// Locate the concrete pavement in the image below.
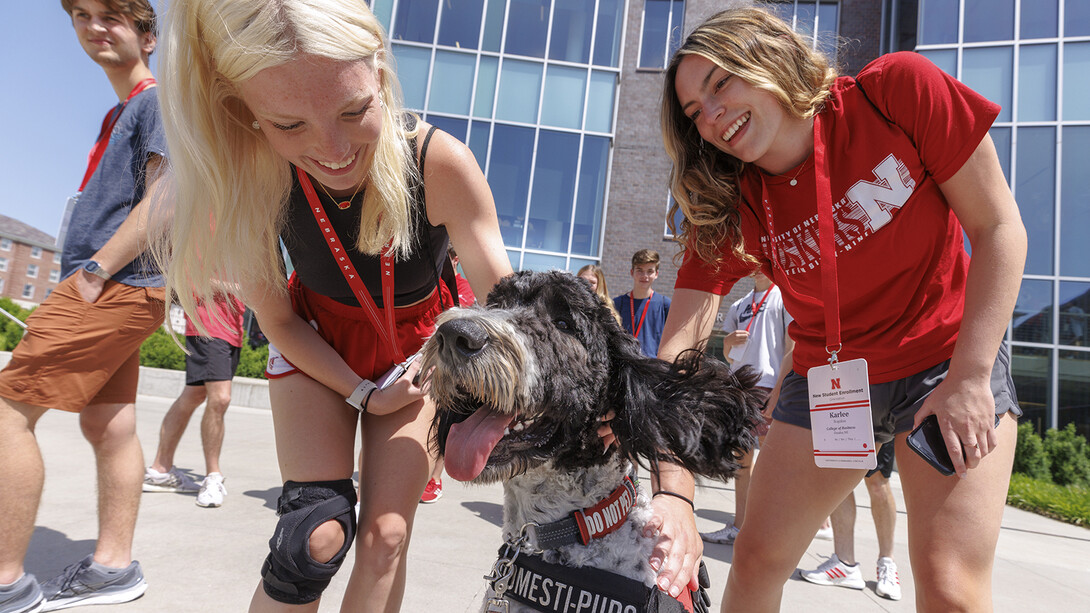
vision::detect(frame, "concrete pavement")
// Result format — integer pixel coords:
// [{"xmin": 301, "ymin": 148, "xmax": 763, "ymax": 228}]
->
[{"xmin": 22, "ymin": 387, "xmax": 1090, "ymax": 612}]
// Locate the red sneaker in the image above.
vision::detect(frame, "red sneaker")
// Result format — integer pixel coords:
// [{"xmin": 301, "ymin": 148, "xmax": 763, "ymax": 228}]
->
[{"xmin": 420, "ymin": 478, "xmax": 443, "ymax": 504}]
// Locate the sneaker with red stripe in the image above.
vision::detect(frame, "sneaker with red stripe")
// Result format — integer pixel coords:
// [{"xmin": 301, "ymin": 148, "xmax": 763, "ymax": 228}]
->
[{"xmin": 800, "ymin": 554, "xmax": 865, "ymax": 590}]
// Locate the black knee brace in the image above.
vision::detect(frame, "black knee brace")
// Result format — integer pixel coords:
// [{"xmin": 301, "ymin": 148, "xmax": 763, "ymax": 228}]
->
[{"xmin": 260, "ymin": 479, "xmax": 358, "ymax": 605}]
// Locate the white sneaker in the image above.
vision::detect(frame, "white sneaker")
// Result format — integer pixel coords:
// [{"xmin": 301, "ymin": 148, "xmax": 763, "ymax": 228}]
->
[
  {"xmin": 813, "ymin": 525, "xmax": 834, "ymax": 541},
  {"xmin": 800, "ymin": 554, "xmax": 865, "ymax": 590},
  {"xmin": 142, "ymin": 467, "xmax": 200, "ymax": 493},
  {"xmin": 875, "ymin": 557, "xmax": 902, "ymax": 600},
  {"xmin": 700, "ymin": 524, "xmax": 740, "ymax": 545},
  {"xmin": 196, "ymin": 473, "xmax": 226, "ymax": 508}
]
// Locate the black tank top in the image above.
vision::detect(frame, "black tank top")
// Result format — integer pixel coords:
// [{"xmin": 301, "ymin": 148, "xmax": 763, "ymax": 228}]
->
[{"xmin": 280, "ymin": 120, "xmax": 449, "ymax": 308}]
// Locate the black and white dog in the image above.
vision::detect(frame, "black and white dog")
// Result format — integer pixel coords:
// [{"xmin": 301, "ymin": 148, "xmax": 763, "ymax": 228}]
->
[{"xmin": 419, "ymin": 270, "xmax": 763, "ymax": 613}]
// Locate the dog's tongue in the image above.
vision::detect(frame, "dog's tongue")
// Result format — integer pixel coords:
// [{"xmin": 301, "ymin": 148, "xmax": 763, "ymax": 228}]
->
[{"xmin": 445, "ymin": 406, "xmax": 514, "ymax": 481}]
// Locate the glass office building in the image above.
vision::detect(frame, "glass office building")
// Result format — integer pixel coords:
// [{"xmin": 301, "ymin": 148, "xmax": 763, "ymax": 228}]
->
[
  {"xmin": 370, "ymin": 0, "xmax": 1090, "ymax": 437},
  {"xmin": 915, "ymin": 0, "xmax": 1090, "ymax": 437},
  {"xmin": 370, "ymin": 0, "xmax": 624, "ymax": 273}
]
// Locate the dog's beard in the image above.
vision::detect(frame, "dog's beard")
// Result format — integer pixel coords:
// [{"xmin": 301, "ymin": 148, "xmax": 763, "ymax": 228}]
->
[{"xmin": 423, "ymin": 310, "xmax": 557, "ymax": 482}]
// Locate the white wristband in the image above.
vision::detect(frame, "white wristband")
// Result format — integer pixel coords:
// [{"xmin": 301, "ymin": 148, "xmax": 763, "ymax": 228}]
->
[{"xmin": 346, "ymin": 379, "xmax": 377, "ymax": 412}]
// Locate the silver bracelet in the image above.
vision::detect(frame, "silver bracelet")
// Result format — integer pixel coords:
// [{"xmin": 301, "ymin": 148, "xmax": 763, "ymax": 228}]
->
[{"xmin": 345, "ymin": 379, "xmax": 377, "ymax": 413}]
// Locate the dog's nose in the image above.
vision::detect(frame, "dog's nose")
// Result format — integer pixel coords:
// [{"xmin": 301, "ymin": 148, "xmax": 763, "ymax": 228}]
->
[{"xmin": 435, "ymin": 318, "xmax": 489, "ymax": 360}]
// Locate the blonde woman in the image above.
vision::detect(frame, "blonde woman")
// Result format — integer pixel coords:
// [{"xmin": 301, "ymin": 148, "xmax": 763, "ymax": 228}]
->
[
  {"xmin": 657, "ymin": 7, "xmax": 1025, "ymax": 611},
  {"xmin": 576, "ymin": 263, "xmax": 621, "ymax": 323},
  {"xmin": 154, "ymin": 1, "xmax": 511, "ymax": 611}
]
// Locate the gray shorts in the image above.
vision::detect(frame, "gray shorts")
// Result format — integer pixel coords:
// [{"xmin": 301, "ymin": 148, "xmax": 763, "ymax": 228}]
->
[{"xmin": 771, "ymin": 345, "xmax": 1021, "ymax": 445}]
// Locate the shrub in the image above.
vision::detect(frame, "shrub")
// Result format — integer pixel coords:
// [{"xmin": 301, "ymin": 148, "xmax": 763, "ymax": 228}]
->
[
  {"xmin": 1013, "ymin": 422, "xmax": 1052, "ymax": 481},
  {"xmin": 235, "ymin": 340, "xmax": 269, "ymax": 379},
  {"xmin": 1043, "ymin": 423, "xmax": 1090, "ymax": 487},
  {"xmin": 1007, "ymin": 473, "xmax": 1090, "ymax": 527},
  {"xmin": 139, "ymin": 327, "xmax": 186, "ymax": 371},
  {"xmin": 0, "ymin": 298, "xmax": 31, "ymax": 351}
]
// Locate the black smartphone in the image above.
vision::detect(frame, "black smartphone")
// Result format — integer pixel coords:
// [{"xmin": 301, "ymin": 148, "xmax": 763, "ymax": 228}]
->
[{"xmin": 907, "ymin": 413, "xmax": 1002, "ymax": 476}]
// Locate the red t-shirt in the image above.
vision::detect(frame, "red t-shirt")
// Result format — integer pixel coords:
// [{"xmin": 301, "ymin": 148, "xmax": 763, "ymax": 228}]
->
[
  {"xmin": 676, "ymin": 52, "xmax": 1000, "ymax": 383},
  {"xmin": 185, "ymin": 296, "xmax": 246, "ymax": 347}
]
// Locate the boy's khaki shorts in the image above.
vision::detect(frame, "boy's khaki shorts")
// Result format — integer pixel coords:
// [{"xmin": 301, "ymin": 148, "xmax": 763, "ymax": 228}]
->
[{"xmin": 0, "ymin": 274, "xmax": 165, "ymax": 412}]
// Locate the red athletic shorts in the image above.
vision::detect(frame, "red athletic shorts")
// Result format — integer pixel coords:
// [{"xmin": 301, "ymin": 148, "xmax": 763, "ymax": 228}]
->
[{"xmin": 266, "ymin": 274, "xmax": 452, "ymax": 381}]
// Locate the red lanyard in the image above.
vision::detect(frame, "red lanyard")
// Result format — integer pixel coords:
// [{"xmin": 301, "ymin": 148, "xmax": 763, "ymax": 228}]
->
[
  {"xmin": 744, "ymin": 285, "xmax": 775, "ymax": 333},
  {"xmin": 79, "ymin": 78, "xmax": 157, "ymax": 192},
  {"xmin": 628, "ymin": 290, "xmax": 653, "ymax": 338},
  {"xmin": 760, "ymin": 112, "xmax": 842, "ymax": 363},
  {"xmin": 296, "ymin": 167, "xmax": 406, "ymax": 362}
]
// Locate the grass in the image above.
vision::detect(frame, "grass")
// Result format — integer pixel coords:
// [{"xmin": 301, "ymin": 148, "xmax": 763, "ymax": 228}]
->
[{"xmin": 1007, "ymin": 473, "xmax": 1090, "ymax": 528}]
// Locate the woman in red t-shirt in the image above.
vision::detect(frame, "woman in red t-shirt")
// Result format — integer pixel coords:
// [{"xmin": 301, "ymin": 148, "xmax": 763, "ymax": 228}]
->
[{"xmin": 651, "ymin": 7, "xmax": 1026, "ymax": 611}]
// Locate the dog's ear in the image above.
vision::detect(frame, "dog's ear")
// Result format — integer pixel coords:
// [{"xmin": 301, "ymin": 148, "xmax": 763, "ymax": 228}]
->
[{"xmin": 606, "ymin": 330, "xmax": 764, "ymax": 482}]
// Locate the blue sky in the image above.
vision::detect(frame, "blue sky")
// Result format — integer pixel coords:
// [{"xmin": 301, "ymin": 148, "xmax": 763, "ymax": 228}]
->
[{"xmin": 0, "ymin": 3, "xmax": 161, "ymax": 238}]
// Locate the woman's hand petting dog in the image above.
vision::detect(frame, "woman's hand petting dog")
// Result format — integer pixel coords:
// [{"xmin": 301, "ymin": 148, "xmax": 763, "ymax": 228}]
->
[
  {"xmin": 597, "ymin": 410, "xmax": 618, "ymax": 451},
  {"xmin": 645, "ymin": 494, "xmax": 703, "ymax": 597}
]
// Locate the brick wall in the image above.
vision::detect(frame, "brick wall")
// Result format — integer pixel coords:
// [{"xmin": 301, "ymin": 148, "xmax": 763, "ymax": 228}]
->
[{"xmin": 0, "ymin": 241, "xmax": 61, "ymax": 306}]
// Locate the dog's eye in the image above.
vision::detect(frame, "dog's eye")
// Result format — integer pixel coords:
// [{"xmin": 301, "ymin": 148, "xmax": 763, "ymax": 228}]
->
[{"xmin": 553, "ymin": 317, "xmax": 575, "ymax": 333}]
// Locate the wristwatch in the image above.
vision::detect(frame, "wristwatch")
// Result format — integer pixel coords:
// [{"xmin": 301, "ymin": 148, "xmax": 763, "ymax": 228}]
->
[{"xmin": 82, "ymin": 260, "xmax": 112, "ymax": 280}]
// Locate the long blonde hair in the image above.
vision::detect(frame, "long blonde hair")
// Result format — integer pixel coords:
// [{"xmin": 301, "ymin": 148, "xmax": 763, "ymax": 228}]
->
[
  {"xmin": 660, "ymin": 6, "xmax": 837, "ymax": 270},
  {"xmin": 153, "ymin": 0, "xmax": 417, "ymax": 322}
]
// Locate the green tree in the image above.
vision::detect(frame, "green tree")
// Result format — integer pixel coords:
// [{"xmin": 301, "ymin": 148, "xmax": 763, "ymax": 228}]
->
[
  {"xmin": 1012, "ymin": 422, "xmax": 1051, "ymax": 481},
  {"xmin": 139, "ymin": 327, "xmax": 186, "ymax": 371},
  {"xmin": 235, "ymin": 341, "xmax": 269, "ymax": 379},
  {"xmin": 0, "ymin": 298, "xmax": 30, "ymax": 351},
  {"xmin": 1043, "ymin": 423, "xmax": 1090, "ymax": 487}
]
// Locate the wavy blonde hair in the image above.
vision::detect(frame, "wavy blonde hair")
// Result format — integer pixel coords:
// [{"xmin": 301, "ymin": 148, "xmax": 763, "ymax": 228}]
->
[
  {"xmin": 153, "ymin": 0, "xmax": 417, "ymax": 325},
  {"xmin": 661, "ymin": 6, "xmax": 837, "ymax": 270}
]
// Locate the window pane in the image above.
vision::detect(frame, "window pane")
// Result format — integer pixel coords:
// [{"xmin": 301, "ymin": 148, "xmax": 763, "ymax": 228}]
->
[
  {"xmin": 962, "ymin": 46, "xmax": 1012, "ymax": 122},
  {"xmin": 506, "ymin": 0, "xmax": 550, "ymax": 58},
  {"xmin": 639, "ymin": 0, "xmax": 671, "ymax": 68},
  {"xmin": 1016, "ymin": 127, "xmax": 1056, "ymax": 275},
  {"xmin": 393, "ymin": 0, "xmax": 439, "ymax": 43},
  {"xmin": 427, "ymin": 115, "xmax": 468, "ymax": 143},
  {"xmin": 585, "ymin": 70, "xmax": 616, "ymax": 133},
  {"xmin": 507, "ymin": 249, "xmax": 521, "ymax": 271},
  {"xmin": 522, "ymin": 252, "xmax": 568, "ymax": 271},
  {"xmin": 496, "ymin": 59, "xmax": 542, "ymax": 123},
  {"xmin": 964, "ymin": 0, "xmax": 1014, "ymax": 42},
  {"xmin": 1063, "ymin": 43, "xmax": 1090, "ymax": 121},
  {"xmin": 1060, "ymin": 282, "xmax": 1090, "ymax": 348},
  {"xmin": 816, "ymin": 1, "xmax": 839, "ymax": 58},
  {"xmin": 1061, "ymin": 127, "xmax": 1090, "ymax": 277},
  {"xmin": 794, "ymin": 1, "xmax": 817, "ymax": 44},
  {"xmin": 549, "ymin": 0, "xmax": 593, "ymax": 63},
  {"xmin": 990, "ymin": 126, "xmax": 1011, "ymax": 185},
  {"xmin": 474, "ymin": 56, "xmax": 499, "ymax": 118},
  {"xmin": 1017, "ymin": 44, "xmax": 1056, "ymax": 122},
  {"xmin": 569, "ymin": 257, "xmax": 598, "ymax": 273},
  {"xmin": 668, "ymin": 0, "xmax": 685, "ymax": 59},
  {"xmin": 438, "ymin": 0, "xmax": 484, "ymax": 49},
  {"xmin": 1020, "ymin": 0, "xmax": 1057, "ymax": 39},
  {"xmin": 541, "ymin": 65, "xmax": 586, "ymax": 129},
  {"xmin": 527, "ymin": 131, "xmax": 579, "ymax": 252},
  {"xmin": 1058, "ymin": 350, "xmax": 1090, "ymax": 440},
  {"xmin": 919, "ymin": 0, "xmax": 959, "ymax": 45},
  {"xmin": 1066, "ymin": 0, "xmax": 1090, "ymax": 37},
  {"xmin": 482, "ymin": 0, "xmax": 506, "ymax": 52},
  {"xmin": 468, "ymin": 121, "xmax": 491, "ymax": 171},
  {"xmin": 572, "ymin": 135, "xmax": 610, "ymax": 256},
  {"xmin": 593, "ymin": 0, "xmax": 625, "ymax": 67},
  {"xmin": 488, "ymin": 124, "xmax": 535, "ymax": 246},
  {"xmin": 767, "ymin": 1, "xmax": 793, "ymax": 24},
  {"xmin": 1014, "ymin": 279, "xmax": 1053, "ymax": 344},
  {"xmin": 429, "ymin": 51, "xmax": 476, "ymax": 115},
  {"xmin": 393, "ymin": 44, "xmax": 432, "ymax": 111},
  {"xmin": 919, "ymin": 49, "xmax": 957, "ymax": 76},
  {"xmin": 1012, "ymin": 345, "xmax": 1051, "ymax": 432},
  {"xmin": 371, "ymin": 0, "xmax": 395, "ymax": 30}
]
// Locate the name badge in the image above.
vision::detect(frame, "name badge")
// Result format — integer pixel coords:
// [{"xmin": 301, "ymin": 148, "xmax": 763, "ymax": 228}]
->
[
  {"xmin": 807, "ymin": 358, "xmax": 877, "ymax": 470},
  {"xmin": 727, "ymin": 340, "xmax": 747, "ymax": 363}
]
